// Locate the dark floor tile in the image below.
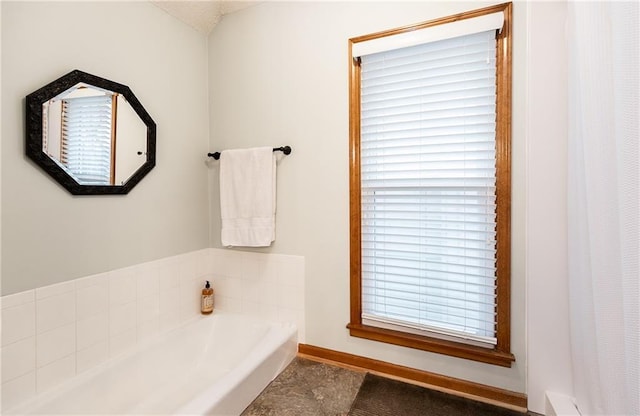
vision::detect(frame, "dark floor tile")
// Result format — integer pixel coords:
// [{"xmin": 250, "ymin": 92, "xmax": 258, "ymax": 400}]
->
[
  {"xmin": 348, "ymin": 373, "xmax": 526, "ymax": 416},
  {"xmin": 241, "ymin": 357, "xmax": 366, "ymax": 416}
]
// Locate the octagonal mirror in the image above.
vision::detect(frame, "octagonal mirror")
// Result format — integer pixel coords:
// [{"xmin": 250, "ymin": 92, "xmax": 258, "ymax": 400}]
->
[{"xmin": 26, "ymin": 70, "xmax": 156, "ymax": 195}]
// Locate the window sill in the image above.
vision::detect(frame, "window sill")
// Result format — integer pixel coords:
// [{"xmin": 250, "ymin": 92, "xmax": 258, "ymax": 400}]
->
[{"xmin": 347, "ymin": 322, "xmax": 515, "ymax": 367}]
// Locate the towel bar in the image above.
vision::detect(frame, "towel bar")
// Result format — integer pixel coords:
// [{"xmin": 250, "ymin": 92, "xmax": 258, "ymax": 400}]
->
[{"xmin": 207, "ymin": 146, "xmax": 291, "ymax": 160}]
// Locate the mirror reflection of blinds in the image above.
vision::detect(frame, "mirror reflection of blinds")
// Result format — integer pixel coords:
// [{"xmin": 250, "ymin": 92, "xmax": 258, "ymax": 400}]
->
[
  {"xmin": 360, "ymin": 30, "xmax": 498, "ymax": 347},
  {"xmin": 61, "ymin": 95, "xmax": 113, "ymax": 185}
]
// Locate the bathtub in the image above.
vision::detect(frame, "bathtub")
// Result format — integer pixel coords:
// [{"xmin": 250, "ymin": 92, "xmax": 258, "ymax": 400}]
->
[{"xmin": 6, "ymin": 313, "xmax": 297, "ymax": 415}]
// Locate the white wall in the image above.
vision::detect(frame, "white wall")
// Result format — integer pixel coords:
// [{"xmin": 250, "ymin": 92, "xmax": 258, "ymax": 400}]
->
[
  {"xmin": 208, "ymin": 1, "xmax": 528, "ymax": 394},
  {"xmin": 524, "ymin": 2, "xmax": 575, "ymax": 413},
  {"xmin": 1, "ymin": 1, "xmax": 210, "ymax": 295}
]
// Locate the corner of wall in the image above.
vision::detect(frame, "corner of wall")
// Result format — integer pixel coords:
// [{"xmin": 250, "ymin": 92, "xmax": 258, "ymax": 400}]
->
[{"xmin": 208, "ymin": 248, "xmax": 306, "ymax": 342}]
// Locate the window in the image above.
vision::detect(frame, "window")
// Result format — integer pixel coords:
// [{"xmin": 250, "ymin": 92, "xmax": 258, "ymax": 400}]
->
[
  {"xmin": 41, "ymin": 84, "xmax": 119, "ymax": 186},
  {"xmin": 348, "ymin": 3, "xmax": 514, "ymax": 367},
  {"xmin": 61, "ymin": 94, "xmax": 116, "ymax": 185}
]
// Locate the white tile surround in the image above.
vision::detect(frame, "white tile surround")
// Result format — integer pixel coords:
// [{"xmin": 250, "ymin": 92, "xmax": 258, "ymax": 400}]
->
[{"xmin": 0, "ymin": 248, "xmax": 305, "ymax": 412}]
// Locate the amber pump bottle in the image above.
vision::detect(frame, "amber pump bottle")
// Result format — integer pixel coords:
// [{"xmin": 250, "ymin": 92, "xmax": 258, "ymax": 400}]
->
[{"xmin": 201, "ymin": 281, "xmax": 214, "ymax": 314}]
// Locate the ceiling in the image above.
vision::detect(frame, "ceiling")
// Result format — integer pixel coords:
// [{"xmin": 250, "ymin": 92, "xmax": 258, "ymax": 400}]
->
[{"xmin": 151, "ymin": 1, "xmax": 259, "ymax": 34}]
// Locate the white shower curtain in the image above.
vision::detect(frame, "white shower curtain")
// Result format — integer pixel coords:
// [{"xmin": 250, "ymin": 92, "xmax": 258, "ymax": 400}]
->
[{"xmin": 567, "ymin": 2, "xmax": 639, "ymax": 415}]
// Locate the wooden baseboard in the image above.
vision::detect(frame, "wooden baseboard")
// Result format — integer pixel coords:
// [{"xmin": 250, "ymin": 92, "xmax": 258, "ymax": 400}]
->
[{"xmin": 298, "ymin": 343, "xmax": 527, "ymax": 412}]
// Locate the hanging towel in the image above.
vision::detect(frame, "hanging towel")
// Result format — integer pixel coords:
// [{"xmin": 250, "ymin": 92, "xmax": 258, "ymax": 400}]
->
[{"xmin": 219, "ymin": 147, "xmax": 276, "ymax": 247}]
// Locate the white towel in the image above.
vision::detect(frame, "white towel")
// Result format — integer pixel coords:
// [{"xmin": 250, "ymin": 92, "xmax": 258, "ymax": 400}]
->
[{"xmin": 219, "ymin": 147, "xmax": 276, "ymax": 247}]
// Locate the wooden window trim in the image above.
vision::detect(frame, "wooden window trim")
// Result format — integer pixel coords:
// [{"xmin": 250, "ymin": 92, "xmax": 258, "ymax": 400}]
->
[
  {"xmin": 110, "ymin": 94, "xmax": 117, "ymax": 186},
  {"xmin": 348, "ymin": 2, "xmax": 514, "ymax": 367}
]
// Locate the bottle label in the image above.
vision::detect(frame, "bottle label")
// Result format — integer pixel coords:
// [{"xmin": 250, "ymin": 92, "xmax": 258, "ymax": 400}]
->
[{"xmin": 201, "ymin": 294, "xmax": 214, "ymax": 312}]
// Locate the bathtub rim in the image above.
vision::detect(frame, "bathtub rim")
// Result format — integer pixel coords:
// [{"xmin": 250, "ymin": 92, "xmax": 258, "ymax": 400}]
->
[{"xmin": 175, "ymin": 317, "xmax": 297, "ymax": 415}]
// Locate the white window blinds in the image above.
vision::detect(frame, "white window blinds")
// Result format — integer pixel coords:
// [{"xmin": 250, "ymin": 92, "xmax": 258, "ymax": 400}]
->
[
  {"xmin": 61, "ymin": 95, "xmax": 113, "ymax": 185},
  {"xmin": 359, "ymin": 29, "xmax": 498, "ymax": 346}
]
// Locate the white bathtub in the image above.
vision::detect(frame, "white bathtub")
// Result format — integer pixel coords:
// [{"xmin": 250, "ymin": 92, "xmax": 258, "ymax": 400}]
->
[{"xmin": 6, "ymin": 313, "xmax": 297, "ymax": 415}]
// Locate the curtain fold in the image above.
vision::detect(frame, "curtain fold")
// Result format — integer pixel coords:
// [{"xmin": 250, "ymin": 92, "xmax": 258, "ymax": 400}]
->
[{"xmin": 567, "ymin": 2, "xmax": 639, "ymax": 415}]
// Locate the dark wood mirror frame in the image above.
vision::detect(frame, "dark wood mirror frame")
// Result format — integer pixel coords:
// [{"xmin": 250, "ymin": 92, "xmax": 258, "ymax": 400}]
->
[{"xmin": 25, "ymin": 69, "xmax": 156, "ymax": 195}]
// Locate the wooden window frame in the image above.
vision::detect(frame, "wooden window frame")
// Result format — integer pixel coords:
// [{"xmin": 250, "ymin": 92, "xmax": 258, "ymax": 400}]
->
[{"xmin": 347, "ymin": 2, "xmax": 515, "ymax": 367}]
